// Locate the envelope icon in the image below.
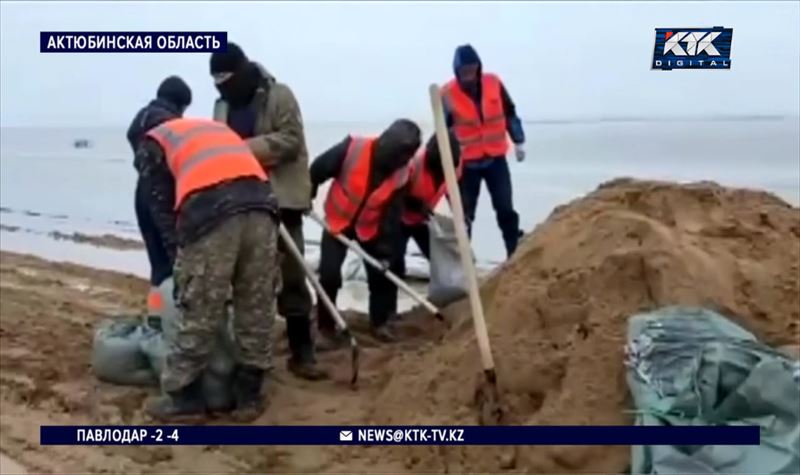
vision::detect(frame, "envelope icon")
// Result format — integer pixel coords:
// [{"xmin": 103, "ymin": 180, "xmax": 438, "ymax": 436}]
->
[{"xmin": 339, "ymin": 430, "xmax": 353, "ymax": 441}]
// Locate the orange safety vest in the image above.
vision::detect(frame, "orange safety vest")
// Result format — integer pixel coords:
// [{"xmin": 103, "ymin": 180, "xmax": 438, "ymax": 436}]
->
[
  {"xmin": 145, "ymin": 118, "xmax": 267, "ymax": 210},
  {"xmin": 324, "ymin": 137, "xmax": 409, "ymax": 242},
  {"xmin": 401, "ymin": 149, "xmax": 464, "ymax": 226},
  {"xmin": 442, "ymin": 73, "xmax": 509, "ymax": 162}
]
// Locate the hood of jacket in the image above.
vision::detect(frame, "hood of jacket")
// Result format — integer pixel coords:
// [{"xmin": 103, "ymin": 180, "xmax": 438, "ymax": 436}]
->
[
  {"xmin": 146, "ymin": 97, "xmax": 183, "ymax": 119},
  {"xmin": 452, "ymin": 44, "xmax": 483, "ymax": 88},
  {"xmin": 252, "ymin": 62, "xmax": 276, "ymax": 88},
  {"xmin": 126, "ymin": 98, "xmax": 182, "ymax": 151}
]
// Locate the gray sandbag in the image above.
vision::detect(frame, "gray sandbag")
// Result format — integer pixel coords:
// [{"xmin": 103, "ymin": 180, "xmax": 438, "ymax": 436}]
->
[
  {"xmin": 91, "ymin": 317, "xmax": 158, "ymax": 386},
  {"xmin": 625, "ymin": 306, "xmax": 800, "ymax": 474},
  {"xmin": 138, "ymin": 322, "xmax": 165, "ymax": 376},
  {"xmin": 427, "ymin": 213, "xmax": 467, "ymax": 306},
  {"xmin": 139, "ymin": 277, "xmax": 237, "ymax": 411}
]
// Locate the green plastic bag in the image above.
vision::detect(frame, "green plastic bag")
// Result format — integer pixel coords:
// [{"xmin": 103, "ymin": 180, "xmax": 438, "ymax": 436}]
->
[
  {"xmin": 91, "ymin": 317, "xmax": 158, "ymax": 386},
  {"xmin": 625, "ymin": 306, "xmax": 800, "ymax": 474}
]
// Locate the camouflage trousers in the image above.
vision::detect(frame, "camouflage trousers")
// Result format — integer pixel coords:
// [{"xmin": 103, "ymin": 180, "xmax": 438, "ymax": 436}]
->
[{"xmin": 161, "ymin": 211, "xmax": 279, "ymax": 393}]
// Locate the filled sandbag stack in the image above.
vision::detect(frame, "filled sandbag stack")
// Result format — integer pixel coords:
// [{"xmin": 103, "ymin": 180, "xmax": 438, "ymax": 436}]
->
[{"xmin": 93, "ymin": 277, "xmax": 238, "ymax": 411}]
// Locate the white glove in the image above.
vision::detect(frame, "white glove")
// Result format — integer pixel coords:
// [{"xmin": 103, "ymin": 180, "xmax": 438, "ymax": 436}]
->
[{"xmin": 514, "ymin": 144, "xmax": 526, "ymax": 162}]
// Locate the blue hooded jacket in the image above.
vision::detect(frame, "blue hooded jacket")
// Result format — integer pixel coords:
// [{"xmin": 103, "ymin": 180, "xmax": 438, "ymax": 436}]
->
[{"xmin": 445, "ymin": 44, "xmax": 525, "ymax": 152}]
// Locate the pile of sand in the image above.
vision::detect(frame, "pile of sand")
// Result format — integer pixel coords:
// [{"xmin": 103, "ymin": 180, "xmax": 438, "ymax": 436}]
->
[{"xmin": 350, "ymin": 178, "xmax": 800, "ymax": 473}]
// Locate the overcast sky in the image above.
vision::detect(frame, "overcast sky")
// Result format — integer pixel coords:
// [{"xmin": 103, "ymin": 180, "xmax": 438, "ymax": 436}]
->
[{"xmin": 1, "ymin": 1, "xmax": 798, "ymax": 126}]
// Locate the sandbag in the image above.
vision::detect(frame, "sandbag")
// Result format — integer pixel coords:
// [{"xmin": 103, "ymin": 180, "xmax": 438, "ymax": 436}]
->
[
  {"xmin": 91, "ymin": 317, "xmax": 158, "ymax": 386},
  {"xmin": 427, "ymin": 213, "xmax": 467, "ymax": 306},
  {"xmin": 625, "ymin": 306, "xmax": 800, "ymax": 474},
  {"xmin": 138, "ymin": 325, "xmax": 165, "ymax": 377},
  {"xmin": 139, "ymin": 277, "xmax": 237, "ymax": 411}
]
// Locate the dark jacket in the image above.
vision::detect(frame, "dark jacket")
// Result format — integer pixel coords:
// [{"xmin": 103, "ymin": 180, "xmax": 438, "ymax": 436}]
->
[
  {"xmin": 444, "ymin": 45, "xmax": 525, "ymax": 150},
  {"xmin": 310, "ymin": 136, "xmax": 407, "ymax": 259},
  {"xmin": 126, "ymin": 98, "xmax": 183, "ymax": 155},
  {"xmin": 133, "ymin": 138, "xmax": 279, "ymax": 260},
  {"xmin": 213, "ymin": 63, "xmax": 312, "ymax": 210}
]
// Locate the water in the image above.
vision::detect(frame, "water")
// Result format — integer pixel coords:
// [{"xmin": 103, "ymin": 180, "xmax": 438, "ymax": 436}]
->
[{"xmin": 1, "ymin": 118, "xmax": 799, "ymax": 268}]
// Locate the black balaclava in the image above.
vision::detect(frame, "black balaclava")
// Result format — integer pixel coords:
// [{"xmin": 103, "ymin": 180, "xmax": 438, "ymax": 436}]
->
[
  {"xmin": 156, "ymin": 76, "xmax": 192, "ymax": 112},
  {"xmin": 373, "ymin": 119, "xmax": 422, "ymax": 178},
  {"xmin": 424, "ymin": 131, "xmax": 460, "ymax": 184},
  {"xmin": 209, "ymin": 42, "xmax": 261, "ymax": 108}
]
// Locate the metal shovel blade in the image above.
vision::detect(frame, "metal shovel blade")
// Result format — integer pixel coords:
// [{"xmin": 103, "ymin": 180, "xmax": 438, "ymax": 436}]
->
[{"xmin": 474, "ymin": 369, "xmax": 504, "ymax": 426}]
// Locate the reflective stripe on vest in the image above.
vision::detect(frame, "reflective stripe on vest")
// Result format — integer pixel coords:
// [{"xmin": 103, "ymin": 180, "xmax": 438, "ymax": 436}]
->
[
  {"xmin": 324, "ymin": 137, "xmax": 374, "ymax": 234},
  {"xmin": 145, "ymin": 118, "xmax": 267, "ymax": 210},
  {"xmin": 401, "ymin": 150, "xmax": 463, "ymax": 226},
  {"xmin": 355, "ymin": 165, "xmax": 409, "ymax": 241},
  {"xmin": 324, "ymin": 137, "xmax": 409, "ymax": 241},
  {"xmin": 442, "ymin": 73, "xmax": 509, "ymax": 161}
]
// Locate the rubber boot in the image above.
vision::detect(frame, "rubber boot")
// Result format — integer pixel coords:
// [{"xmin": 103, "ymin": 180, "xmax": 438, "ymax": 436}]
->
[
  {"xmin": 146, "ymin": 378, "xmax": 206, "ymax": 422},
  {"xmin": 286, "ymin": 316, "xmax": 328, "ymax": 380},
  {"xmin": 231, "ymin": 365, "xmax": 267, "ymax": 422}
]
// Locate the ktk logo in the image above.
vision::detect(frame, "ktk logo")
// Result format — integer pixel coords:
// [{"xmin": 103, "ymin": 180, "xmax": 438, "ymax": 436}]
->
[
  {"xmin": 652, "ymin": 27, "xmax": 733, "ymax": 70},
  {"xmin": 663, "ymin": 31, "xmax": 721, "ymax": 56}
]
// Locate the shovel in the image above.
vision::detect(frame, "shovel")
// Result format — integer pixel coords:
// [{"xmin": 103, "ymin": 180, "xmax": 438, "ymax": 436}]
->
[
  {"xmin": 307, "ymin": 211, "xmax": 443, "ymax": 321},
  {"xmin": 278, "ymin": 223, "xmax": 360, "ymax": 388},
  {"xmin": 429, "ymin": 83, "xmax": 503, "ymax": 425}
]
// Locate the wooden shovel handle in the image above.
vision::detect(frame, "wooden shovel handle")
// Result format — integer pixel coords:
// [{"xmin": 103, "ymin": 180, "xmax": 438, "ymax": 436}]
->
[{"xmin": 428, "ymin": 84, "xmax": 495, "ymax": 372}]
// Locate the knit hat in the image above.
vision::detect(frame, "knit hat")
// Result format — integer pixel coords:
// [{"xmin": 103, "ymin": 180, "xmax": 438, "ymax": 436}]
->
[
  {"xmin": 156, "ymin": 75, "xmax": 192, "ymax": 108},
  {"xmin": 209, "ymin": 42, "xmax": 248, "ymax": 74}
]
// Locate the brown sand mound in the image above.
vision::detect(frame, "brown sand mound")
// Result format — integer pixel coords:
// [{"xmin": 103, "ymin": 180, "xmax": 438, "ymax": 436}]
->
[
  {"xmin": 349, "ymin": 178, "xmax": 800, "ymax": 473},
  {"xmin": 1, "ymin": 178, "xmax": 798, "ymax": 473}
]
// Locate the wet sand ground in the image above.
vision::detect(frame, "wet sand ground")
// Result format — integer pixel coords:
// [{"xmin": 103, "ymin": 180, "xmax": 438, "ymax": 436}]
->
[{"xmin": 0, "ymin": 251, "xmax": 449, "ymax": 473}]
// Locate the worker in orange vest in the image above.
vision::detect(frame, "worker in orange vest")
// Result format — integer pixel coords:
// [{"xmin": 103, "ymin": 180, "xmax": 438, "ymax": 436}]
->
[
  {"xmin": 309, "ymin": 119, "xmax": 421, "ymax": 344},
  {"xmin": 442, "ymin": 44, "xmax": 526, "ymax": 258},
  {"xmin": 393, "ymin": 131, "xmax": 462, "ymax": 275},
  {"xmin": 134, "ymin": 117, "xmax": 280, "ymax": 422}
]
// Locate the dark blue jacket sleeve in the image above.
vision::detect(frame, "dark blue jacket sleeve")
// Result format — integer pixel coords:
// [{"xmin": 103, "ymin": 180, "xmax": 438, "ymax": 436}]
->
[
  {"xmin": 126, "ymin": 110, "xmax": 142, "ymax": 154},
  {"xmin": 134, "ymin": 139, "xmax": 178, "ymax": 262},
  {"xmin": 499, "ymin": 82, "xmax": 525, "ymax": 144}
]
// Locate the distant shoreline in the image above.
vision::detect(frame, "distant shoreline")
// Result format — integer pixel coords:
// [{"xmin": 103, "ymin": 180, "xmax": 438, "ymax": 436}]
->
[
  {"xmin": 2, "ymin": 114, "xmax": 797, "ymax": 129},
  {"xmin": 1, "ymin": 223, "xmax": 143, "ymax": 251}
]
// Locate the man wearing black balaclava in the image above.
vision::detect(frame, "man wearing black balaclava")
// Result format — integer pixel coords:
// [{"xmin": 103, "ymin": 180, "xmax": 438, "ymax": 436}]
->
[
  {"xmin": 310, "ymin": 119, "xmax": 422, "ymax": 345},
  {"xmin": 126, "ymin": 75, "xmax": 192, "ymax": 313},
  {"xmin": 210, "ymin": 43, "xmax": 327, "ymax": 381},
  {"xmin": 442, "ymin": 44, "xmax": 526, "ymax": 259}
]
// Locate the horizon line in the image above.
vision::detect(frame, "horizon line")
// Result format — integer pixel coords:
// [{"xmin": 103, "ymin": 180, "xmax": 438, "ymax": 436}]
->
[{"xmin": 1, "ymin": 114, "xmax": 798, "ymax": 129}]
